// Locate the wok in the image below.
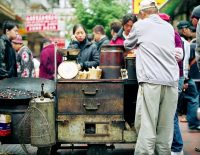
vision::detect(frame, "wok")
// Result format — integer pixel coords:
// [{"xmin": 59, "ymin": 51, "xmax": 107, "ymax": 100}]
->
[{"xmin": 0, "ymin": 77, "xmax": 55, "ymax": 101}]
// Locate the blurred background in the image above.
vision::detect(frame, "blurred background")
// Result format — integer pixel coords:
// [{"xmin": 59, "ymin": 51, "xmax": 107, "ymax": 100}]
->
[{"xmin": 0, "ymin": 0, "xmax": 199, "ymax": 58}]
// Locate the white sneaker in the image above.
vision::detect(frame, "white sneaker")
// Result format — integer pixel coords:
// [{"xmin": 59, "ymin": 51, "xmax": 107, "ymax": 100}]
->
[{"xmin": 171, "ymin": 150, "xmax": 184, "ymax": 155}]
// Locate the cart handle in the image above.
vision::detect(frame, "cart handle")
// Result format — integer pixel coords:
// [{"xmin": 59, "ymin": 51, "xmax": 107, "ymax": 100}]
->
[{"xmin": 81, "ymin": 89, "xmax": 99, "ymax": 96}]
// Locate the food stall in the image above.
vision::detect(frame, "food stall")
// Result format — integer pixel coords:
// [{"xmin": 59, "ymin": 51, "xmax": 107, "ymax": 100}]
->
[{"xmin": 0, "ymin": 45, "xmax": 138, "ymax": 155}]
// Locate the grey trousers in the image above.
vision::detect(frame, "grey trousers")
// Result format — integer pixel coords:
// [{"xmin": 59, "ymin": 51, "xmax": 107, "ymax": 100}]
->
[{"xmin": 134, "ymin": 83, "xmax": 178, "ymax": 155}]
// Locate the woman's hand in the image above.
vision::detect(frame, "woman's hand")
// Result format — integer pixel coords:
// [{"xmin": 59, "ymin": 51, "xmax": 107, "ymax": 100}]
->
[
  {"xmin": 71, "ymin": 35, "xmax": 78, "ymax": 42},
  {"xmin": 77, "ymin": 63, "xmax": 82, "ymax": 70}
]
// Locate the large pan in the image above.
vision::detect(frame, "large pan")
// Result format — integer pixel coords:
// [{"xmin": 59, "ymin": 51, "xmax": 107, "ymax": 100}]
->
[
  {"xmin": 0, "ymin": 77, "xmax": 55, "ymax": 101},
  {"xmin": 0, "ymin": 78, "xmax": 55, "ymax": 143}
]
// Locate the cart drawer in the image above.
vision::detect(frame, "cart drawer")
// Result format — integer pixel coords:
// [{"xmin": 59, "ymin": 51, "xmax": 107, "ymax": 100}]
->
[
  {"xmin": 57, "ymin": 115, "xmax": 124, "ymax": 143},
  {"xmin": 57, "ymin": 83, "xmax": 123, "ymax": 114}
]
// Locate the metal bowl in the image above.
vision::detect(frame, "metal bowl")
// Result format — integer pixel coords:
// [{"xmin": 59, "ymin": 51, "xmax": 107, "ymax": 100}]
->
[{"xmin": 58, "ymin": 48, "xmax": 80, "ymax": 60}]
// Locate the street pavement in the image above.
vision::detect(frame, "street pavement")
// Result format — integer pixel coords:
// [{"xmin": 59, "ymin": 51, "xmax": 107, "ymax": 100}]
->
[{"xmin": 0, "ymin": 117, "xmax": 199, "ymax": 155}]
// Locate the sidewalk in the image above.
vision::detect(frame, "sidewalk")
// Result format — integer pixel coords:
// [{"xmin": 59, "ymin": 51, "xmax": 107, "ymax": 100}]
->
[
  {"xmin": 179, "ymin": 117, "xmax": 200, "ymax": 155},
  {"xmin": 0, "ymin": 117, "xmax": 199, "ymax": 155}
]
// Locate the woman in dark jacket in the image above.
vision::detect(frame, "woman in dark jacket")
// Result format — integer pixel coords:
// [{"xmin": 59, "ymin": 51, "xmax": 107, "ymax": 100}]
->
[
  {"xmin": 68, "ymin": 24, "xmax": 99, "ymax": 71},
  {"xmin": 0, "ymin": 20, "xmax": 18, "ymax": 80}
]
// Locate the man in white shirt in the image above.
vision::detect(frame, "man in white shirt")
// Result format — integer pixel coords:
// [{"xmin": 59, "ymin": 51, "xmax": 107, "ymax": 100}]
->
[{"xmin": 124, "ymin": 0, "xmax": 179, "ymax": 154}]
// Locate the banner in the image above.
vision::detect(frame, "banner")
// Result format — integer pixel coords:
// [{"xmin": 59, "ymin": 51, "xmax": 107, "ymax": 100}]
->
[
  {"xmin": 49, "ymin": 37, "xmax": 65, "ymax": 49},
  {"xmin": 25, "ymin": 14, "xmax": 58, "ymax": 32},
  {"xmin": 133, "ymin": 0, "xmax": 167, "ymax": 14}
]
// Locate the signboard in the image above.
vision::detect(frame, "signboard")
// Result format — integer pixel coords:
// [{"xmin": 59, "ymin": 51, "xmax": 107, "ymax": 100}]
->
[
  {"xmin": 49, "ymin": 37, "xmax": 65, "ymax": 49},
  {"xmin": 25, "ymin": 14, "xmax": 58, "ymax": 32},
  {"xmin": 132, "ymin": 0, "xmax": 167, "ymax": 14}
]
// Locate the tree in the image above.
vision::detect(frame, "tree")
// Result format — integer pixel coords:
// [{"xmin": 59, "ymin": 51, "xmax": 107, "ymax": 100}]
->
[{"xmin": 70, "ymin": 0, "xmax": 130, "ymax": 38}]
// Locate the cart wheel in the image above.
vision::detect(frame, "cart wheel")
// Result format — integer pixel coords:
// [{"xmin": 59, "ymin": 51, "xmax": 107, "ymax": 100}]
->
[
  {"xmin": 37, "ymin": 146, "xmax": 51, "ymax": 155},
  {"xmin": 87, "ymin": 145, "xmax": 107, "ymax": 155}
]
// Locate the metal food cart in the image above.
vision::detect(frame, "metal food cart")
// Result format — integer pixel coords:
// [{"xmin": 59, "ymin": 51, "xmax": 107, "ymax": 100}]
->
[{"xmin": 0, "ymin": 45, "xmax": 138, "ymax": 155}]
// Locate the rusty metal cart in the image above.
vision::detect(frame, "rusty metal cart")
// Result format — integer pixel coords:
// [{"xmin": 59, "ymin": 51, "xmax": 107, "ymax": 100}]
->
[
  {"xmin": 0, "ymin": 45, "xmax": 138, "ymax": 155},
  {"xmin": 55, "ymin": 78, "xmax": 137, "ymax": 154}
]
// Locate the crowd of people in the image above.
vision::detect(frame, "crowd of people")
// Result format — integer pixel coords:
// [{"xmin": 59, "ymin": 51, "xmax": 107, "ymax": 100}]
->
[
  {"xmin": 0, "ymin": 12, "xmax": 139, "ymax": 80},
  {"xmin": 0, "ymin": 0, "xmax": 199, "ymax": 154}
]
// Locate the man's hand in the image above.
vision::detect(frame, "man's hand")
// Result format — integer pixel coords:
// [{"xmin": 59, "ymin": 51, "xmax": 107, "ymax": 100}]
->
[
  {"xmin": 175, "ymin": 47, "xmax": 183, "ymax": 62},
  {"xmin": 124, "ymin": 49, "xmax": 136, "ymax": 57}
]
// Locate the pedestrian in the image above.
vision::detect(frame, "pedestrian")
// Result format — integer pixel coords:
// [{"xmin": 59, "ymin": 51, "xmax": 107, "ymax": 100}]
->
[
  {"xmin": 190, "ymin": 5, "xmax": 200, "ymax": 152},
  {"xmin": 110, "ymin": 21, "xmax": 122, "ymax": 39},
  {"xmin": 0, "ymin": 20, "xmax": 18, "ymax": 80},
  {"xmin": 177, "ymin": 21, "xmax": 193, "ymax": 42},
  {"xmin": 177, "ymin": 21, "xmax": 200, "ymax": 131},
  {"xmin": 191, "ymin": 5, "xmax": 200, "ymax": 69},
  {"xmin": 39, "ymin": 39, "xmax": 62, "ymax": 80},
  {"xmin": 124, "ymin": 0, "xmax": 179, "ymax": 154},
  {"xmin": 12, "ymin": 34, "xmax": 35, "ymax": 77},
  {"xmin": 110, "ymin": 13, "xmax": 137, "ymax": 45},
  {"xmin": 92, "ymin": 25, "xmax": 109, "ymax": 52},
  {"xmin": 68, "ymin": 24, "xmax": 99, "ymax": 71}
]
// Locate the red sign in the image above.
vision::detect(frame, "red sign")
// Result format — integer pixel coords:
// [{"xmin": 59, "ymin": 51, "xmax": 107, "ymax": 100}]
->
[
  {"xmin": 49, "ymin": 37, "xmax": 65, "ymax": 49},
  {"xmin": 25, "ymin": 14, "xmax": 58, "ymax": 32}
]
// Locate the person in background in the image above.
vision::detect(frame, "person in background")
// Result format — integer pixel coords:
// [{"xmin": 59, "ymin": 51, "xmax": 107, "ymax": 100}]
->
[
  {"xmin": 190, "ymin": 5, "xmax": 200, "ymax": 152},
  {"xmin": 177, "ymin": 21, "xmax": 193, "ymax": 42},
  {"xmin": 188, "ymin": 24, "xmax": 200, "ymax": 80},
  {"xmin": 92, "ymin": 25, "xmax": 109, "ymax": 52},
  {"xmin": 32, "ymin": 56, "xmax": 40, "ymax": 78},
  {"xmin": 68, "ymin": 24, "xmax": 99, "ymax": 71},
  {"xmin": 0, "ymin": 20, "xmax": 18, "ymax": 80},
  {"xmin": 159, "ymin": 13, "xmax": 184, "ymax": 155},
  {"xmin": 0, "ymin": 20, "xmax": 36, "ymax": 155},
  {"xmin": 191, "ymin": 5, "xmax": 200, "ymax": 69},
  {"xmin": 177, "ymin": 21, "xmax": 200, "ymax": 131},
  {"xmin": 12, "ymin": 34, "xmax": 35, "ymax": 77},
  {"xmin": 124, "ymin": 0, "xmax": 179, "ymax": 154},
  {"xmin": 189, "ymin": 26, "xmax": 196, "ymax": 41},
  {"xmin": 39, "ymin": 39, "xmax": 62, "ymax": 80},
  {"xmin": 110, "ymin": 21, "xmax": 122, "ymax": 39},
  {"xmin": 87, "ymin": 33, "xmax": 94, "ymax": 42},
  {"xmin": 177, "ymin": 20, "xmax": 198, "ymax": 81},
  {"xmin": 110, "ymin": 13, "xmax": 137, "ymax": 45}
]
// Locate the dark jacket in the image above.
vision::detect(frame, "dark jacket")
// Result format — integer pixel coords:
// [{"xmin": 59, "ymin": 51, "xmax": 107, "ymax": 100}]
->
[
  {"xmin": 0, "ymin": 35, "xmax": 17, "ymax": 80},
  {"xmin": 95, "ymin": 36, "xmax": 109, "ymax": 52},
  {"xmin": 68, "ymin": 39, "xmax": 99, "ymax": 70},
  {"xmin": 39, "ymin": 44, "xmax": 62, "ymax": 80},
  {"xmin": 175, "ymin": 31, "xmax": 184, "ymax": 77},
  {"xmin": 189, "ymin": 43, "xmax": 200, "ymax": 79}
]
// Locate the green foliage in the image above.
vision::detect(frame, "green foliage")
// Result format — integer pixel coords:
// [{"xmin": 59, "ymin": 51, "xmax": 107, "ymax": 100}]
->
[{"xmin": 72, "ymin": 0, "xmax": 130, "ymax": 39}]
